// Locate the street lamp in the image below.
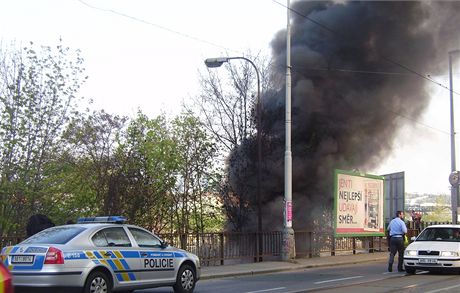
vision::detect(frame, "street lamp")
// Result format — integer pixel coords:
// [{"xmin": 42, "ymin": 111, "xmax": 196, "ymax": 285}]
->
[
  {"xmin": 204, "ymin": 56, "xmax": 263, "ymax": 249},
  {"xmin": 449, "ymin": 49, "xmax": 460, "ymax": 224},
  {"xmin": 282, "ymin": 0, "xmax": 295, "ymax": 261}
]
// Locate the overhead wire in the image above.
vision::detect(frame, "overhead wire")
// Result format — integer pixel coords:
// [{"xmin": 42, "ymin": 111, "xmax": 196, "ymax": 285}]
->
[
  {"xmin": 76, "ymin": 0, "xmax": 456, "ymax": 138},
  {"xmin": 75, "ymin": 0, "xmax": 242, "ymax": 55},
  {"xmin": 280, "ymin": 64, "xmax": 451, "ymax": 136},
  {"xmin": 272, "ymin": 0, "xmax": 460, "ymax": 95},
  {"xmin": 272, "ymin": 0, "xmax": 459, "ymax": 137}
]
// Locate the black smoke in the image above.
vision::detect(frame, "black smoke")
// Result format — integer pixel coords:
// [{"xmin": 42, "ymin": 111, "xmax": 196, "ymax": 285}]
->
[{"xmin": 228, "ymin": 1, "xmax": 460, "ymax": 232}]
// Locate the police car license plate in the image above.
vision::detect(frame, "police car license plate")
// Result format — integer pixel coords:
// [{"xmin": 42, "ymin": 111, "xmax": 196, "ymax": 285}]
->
[
  {"xmin": 419, "ymin": 258, "xmax": 437, "ymax": 264},
  {"xmin": 11, "ymin": 255, "xmax": 34, "ymax": 264}
]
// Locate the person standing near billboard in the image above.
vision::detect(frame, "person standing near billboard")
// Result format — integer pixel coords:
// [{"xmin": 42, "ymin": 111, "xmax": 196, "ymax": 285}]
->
[{"xmin": 387, "ymin": 210, "xmax": 407, "ymax": 272}]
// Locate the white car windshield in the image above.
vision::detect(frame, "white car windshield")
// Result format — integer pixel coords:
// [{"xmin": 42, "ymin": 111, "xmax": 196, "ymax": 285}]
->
[{"xmin": 416, "ymin": 227, "xmax": 460, "ymax": 242}]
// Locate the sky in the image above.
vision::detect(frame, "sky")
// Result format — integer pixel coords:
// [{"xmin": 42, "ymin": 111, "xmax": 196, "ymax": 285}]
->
[{"xmin": 0, "ymin": 0, "xmax": 459, "ymax": 196}]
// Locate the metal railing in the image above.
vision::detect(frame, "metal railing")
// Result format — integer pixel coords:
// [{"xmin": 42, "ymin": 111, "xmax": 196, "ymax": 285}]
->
[
  {"xmin": 159, "ymin": 231, "xmax": 283, "ymax": 266},
  {"xmin": 159, "ymin": 231, "xmax": 388, "ymax": 266},
  {"xmin": 1, "ymin": 226, "xmax": 435, "ymax": 267}
]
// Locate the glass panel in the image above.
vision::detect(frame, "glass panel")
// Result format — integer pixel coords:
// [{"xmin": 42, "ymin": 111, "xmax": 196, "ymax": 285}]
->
[
  {"xmin": 93, "ymin": 227, "xmax": 131, "ymax": 247},
  {"xmin": 129, "ymin": 228, "xmax": 162, "ymax": 247},
  {"xmin": 22, "ymin": 226, "xmax": 86, "ymax": 244},
  {"xmin": 92, "ymin": 230, "xmax": 108, "ymax": 247}
]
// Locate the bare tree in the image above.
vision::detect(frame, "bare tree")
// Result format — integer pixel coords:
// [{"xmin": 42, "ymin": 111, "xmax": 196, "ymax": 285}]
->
[{"xmin": 193, "ymin": 52, "xmax": 280, "ymax": 231}]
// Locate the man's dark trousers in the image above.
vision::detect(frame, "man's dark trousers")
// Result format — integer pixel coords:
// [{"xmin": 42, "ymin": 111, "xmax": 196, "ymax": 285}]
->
[{"xmin": 388, "ymin": 236, "xmax": 404, "ymax": 272}]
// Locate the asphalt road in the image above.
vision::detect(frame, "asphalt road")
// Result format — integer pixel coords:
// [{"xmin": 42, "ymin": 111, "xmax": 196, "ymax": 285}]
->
[{"xmin": 137, "ymin": 260, "xmax": 460, "ymax": 293}]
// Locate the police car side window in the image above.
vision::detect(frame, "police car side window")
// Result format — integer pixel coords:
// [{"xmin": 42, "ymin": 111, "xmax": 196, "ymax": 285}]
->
[
  {"xmin": 129, "ymin": 228, "xmax": 161, "ymax": 247},
  {"xmin": 92, "ymin": 227, "xmax": 132, "ymax": 247},
  {"xmin": 92, "ymin": 231, "xmax": 108, "ymax": 247}
]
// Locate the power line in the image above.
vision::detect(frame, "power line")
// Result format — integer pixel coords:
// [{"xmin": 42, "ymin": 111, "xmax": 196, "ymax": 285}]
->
[
  {"xmin": 77, "ymin": 0, "xmax": 455, "ymax": 138},
  {"xmin": 272, "ymin": 0, "xmax": 458, "ymax": 137},
  {"xmin": 292, "ymin": 66, "xmax": 416, "ymax": 76},
  {"xmin": 76, "ymin": 0, "xmax": 242, "ymax": 55},
  {"xmin": 272, "ymin": 0, "xmax": 460, "ymax": 96},
  {"xmin": 285, "ymin": 65, "xmax": 451, "ymax": 136}
]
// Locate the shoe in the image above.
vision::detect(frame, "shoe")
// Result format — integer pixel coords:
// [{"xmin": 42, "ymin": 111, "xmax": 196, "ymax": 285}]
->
[
  {"xmin": 388, "ymin": 266, "xmax": 392, "ymax": 272},
  {"xmin": 398, "ymin": 269, "xmax": 405, "ymax": 272}
]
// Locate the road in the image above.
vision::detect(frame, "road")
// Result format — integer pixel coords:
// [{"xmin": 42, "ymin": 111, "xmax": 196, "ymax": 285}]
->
[{"xmin": 137, "ymin": 260, "xmax": 460, "ymax": 293}]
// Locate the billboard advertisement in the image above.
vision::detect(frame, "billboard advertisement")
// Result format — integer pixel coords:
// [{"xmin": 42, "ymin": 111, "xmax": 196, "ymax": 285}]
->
[{"xmin": 334, "ymin": 169, "xmax": 385, "ymax": 237}]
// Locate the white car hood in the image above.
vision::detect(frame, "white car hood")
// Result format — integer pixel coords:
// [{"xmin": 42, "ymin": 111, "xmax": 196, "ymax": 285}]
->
[{"xmin": 407, "ymin": 241, "xmax": 460, "ymax": 251}]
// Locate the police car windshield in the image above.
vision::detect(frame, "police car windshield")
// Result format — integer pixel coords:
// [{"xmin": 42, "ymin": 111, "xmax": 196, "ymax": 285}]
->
[{"xmin": 22, "ymin": 226, "xmax": 86, "ymax": 244}]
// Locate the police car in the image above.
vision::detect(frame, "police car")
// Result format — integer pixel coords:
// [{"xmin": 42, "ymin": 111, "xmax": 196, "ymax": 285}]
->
[
  {"xmin": 1, "ymin": 216, "xmax": 200, "ymax": 293},
  {"xmin": 404, "ymin": 224, "xmax": 460, "ymax": 274}
]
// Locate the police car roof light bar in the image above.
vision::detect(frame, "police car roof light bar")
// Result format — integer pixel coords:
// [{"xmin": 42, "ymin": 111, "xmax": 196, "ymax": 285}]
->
[{"xmin": 77, "ymin": 216, "xmax": 127, "ymax": 224}]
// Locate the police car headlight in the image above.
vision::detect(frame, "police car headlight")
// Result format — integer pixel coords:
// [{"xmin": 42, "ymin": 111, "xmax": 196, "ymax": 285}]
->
[
  {"xmin": 441, "ymin": 251, "xmax": 459, "ymax": 257},
  {"xmin": 404, "ymin": 250, "xmax": 417, "ymax": 256}
]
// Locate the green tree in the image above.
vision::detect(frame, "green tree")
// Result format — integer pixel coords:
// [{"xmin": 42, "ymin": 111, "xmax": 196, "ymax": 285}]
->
[
  {"xmin": 62, "ymin": 110, "xmax": 128, "ymax": 216},
  {"xmin": 171, "ymin": 111, "xmax": 221, "ymax": 234},
  {"xmin": 0, "ymin": 41, "xmax": 86, "ymax": 234},
  {"xmin": 117, "ymin": 112, "xmax": 179, "ymax": 232}
]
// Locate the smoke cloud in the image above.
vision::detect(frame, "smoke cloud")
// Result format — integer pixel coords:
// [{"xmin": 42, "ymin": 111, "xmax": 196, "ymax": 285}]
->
[{"xmin": 230, "ymin": 1, "xmax": 460, "ymax": 231}]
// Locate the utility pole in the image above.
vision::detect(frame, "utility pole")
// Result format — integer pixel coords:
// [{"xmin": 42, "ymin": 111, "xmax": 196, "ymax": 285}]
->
[
  {"xmin": 449, "ymin": 49, "xmax": 460, "ymax": 224},
  {"xmin": 282, "ymin": 0, "xmax": 296, "ymax": 261}
]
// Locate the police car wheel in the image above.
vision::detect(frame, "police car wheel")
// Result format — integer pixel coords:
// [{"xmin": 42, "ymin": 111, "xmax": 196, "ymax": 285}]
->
[
  {"xmin": 173, "ymin": 264, "xmax": 196, "ymax": 293},
  {"xmin": 84, "ymin": 271, "xmax": 112, "ymax": 293}
]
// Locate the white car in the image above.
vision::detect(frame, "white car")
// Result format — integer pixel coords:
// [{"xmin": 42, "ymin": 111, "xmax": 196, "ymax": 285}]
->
[
  {"xmin": 1, "ymin": 216, "xmax": 200, "ymax": 293},
  {"xmin": 404, "ymin": 224, "xmax": 460, "ymax": 274}
]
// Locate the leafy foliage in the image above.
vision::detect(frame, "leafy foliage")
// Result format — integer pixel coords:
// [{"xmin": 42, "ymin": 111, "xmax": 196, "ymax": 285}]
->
[
  {"xmin": 0, "ymin": 41, "xmax": 86, "ymax": 234},
  {"xmin": 0, "ymin": 42, "xmax": 224, "ymax": 236}
]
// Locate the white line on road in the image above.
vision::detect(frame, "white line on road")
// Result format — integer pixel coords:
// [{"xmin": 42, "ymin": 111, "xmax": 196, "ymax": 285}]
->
[
  {"xmin": 314, "ymin": 275, "xmax": 364, "ymax": 284},
  {"xmin": 244, "ymin": 287, "xmax": 287, "ymax": 293},
  {"xmin": 425, "ymin": 284, "xmax": 460, "ymax": 293}
]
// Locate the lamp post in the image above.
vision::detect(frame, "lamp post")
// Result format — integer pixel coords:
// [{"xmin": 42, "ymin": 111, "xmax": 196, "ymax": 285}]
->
[
  {"xmin": 204, "ymin": 56, "xmax": 263, "ymax": 253},
  {"xmin": 449, "ymin": 49, "xmax": 460, "ymax": 224},
  {"xmin": 282, "ymin": 0, "xmax": 295, "ymax": 261}
]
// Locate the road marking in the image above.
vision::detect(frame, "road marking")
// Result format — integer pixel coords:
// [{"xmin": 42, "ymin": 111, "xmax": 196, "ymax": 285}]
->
[
  {"xmin": 314, "ymin": 275, "xmax": 363, "ymax": 284},
  {"xmin": 425, "ymin": 284, "xmax": 460, "ymax": 293},
  {"xmin": 245, "ymin": 287, "xmax": 286, "ymax": 293}
]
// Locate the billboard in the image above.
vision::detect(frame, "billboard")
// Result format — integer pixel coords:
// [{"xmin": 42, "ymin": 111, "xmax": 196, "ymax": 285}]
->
[
  {"xmin": 334, "ymin": 169, "xmax": 385, "ymax": 237},
  {"xmin": 383, "ymin": 172, "xmax": 405, "ymax": 225}
]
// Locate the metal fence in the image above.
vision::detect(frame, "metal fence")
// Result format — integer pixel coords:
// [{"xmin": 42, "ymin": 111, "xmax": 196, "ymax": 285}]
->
[
  {"xmin": 159, "ymin": 231, "xmax": 389, "ymax": 266},
  {"xmin": 0, "ymin": 232, "xmax": 391, "ymax": 266},
  {"xmin": 0, "ymin": 226, "xmax": 432, "ymax": 267},
  {"xmin": 159, "ymin": 231, "xmax": 283, "ymax": 266}
]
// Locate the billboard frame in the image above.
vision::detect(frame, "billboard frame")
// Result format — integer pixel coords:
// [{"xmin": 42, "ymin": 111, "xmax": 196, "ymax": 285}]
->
[{"xmin": 334, "ymin": 169, "xmax": 385, "ymax": 237}]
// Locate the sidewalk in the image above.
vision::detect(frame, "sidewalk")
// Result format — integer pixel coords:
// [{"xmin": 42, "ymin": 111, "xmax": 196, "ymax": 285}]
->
[{"xmin": 201, "ymin": 251, "xmax": 389, "ymax": 280}]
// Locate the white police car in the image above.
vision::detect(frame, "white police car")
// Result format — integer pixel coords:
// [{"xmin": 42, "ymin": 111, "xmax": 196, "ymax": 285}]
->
[
  {"xmin": 404, "ymin": 224, "xmax": 460, "ymax": 274},
  {"xmin": 1, "ymin": 216, "xmax": 200, "ymax": 293}
]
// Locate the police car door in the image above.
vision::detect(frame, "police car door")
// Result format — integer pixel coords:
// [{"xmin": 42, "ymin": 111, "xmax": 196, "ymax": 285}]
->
[
  {"xmin": 128, "ymin": 227, "xmax": 176, "ymax": 284},
  {"xmin": 91, "ymin": 227, "xmax": 141, "ymax": 285}
]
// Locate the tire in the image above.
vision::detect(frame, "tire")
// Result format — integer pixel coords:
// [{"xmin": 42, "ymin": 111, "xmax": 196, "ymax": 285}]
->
[
  {"xmin": 405, "ymin": 267, "xmax": 416, "ymax": 274},
  {"xmin": 83, "ymin": 270, "xmax": 112, "ymax": 293},
  {"xmin": 173, "ymin": 264, "xmax": 196, "ymax": 293}
]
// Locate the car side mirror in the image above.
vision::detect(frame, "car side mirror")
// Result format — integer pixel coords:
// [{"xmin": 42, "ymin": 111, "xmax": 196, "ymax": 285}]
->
[
  {"xmin": 411, "ymin": 236, "xmax": 416, "ymax": 241},
  {"xmin": 160, "ymin": 240, "xmax": 168, "ymax": 249}
]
